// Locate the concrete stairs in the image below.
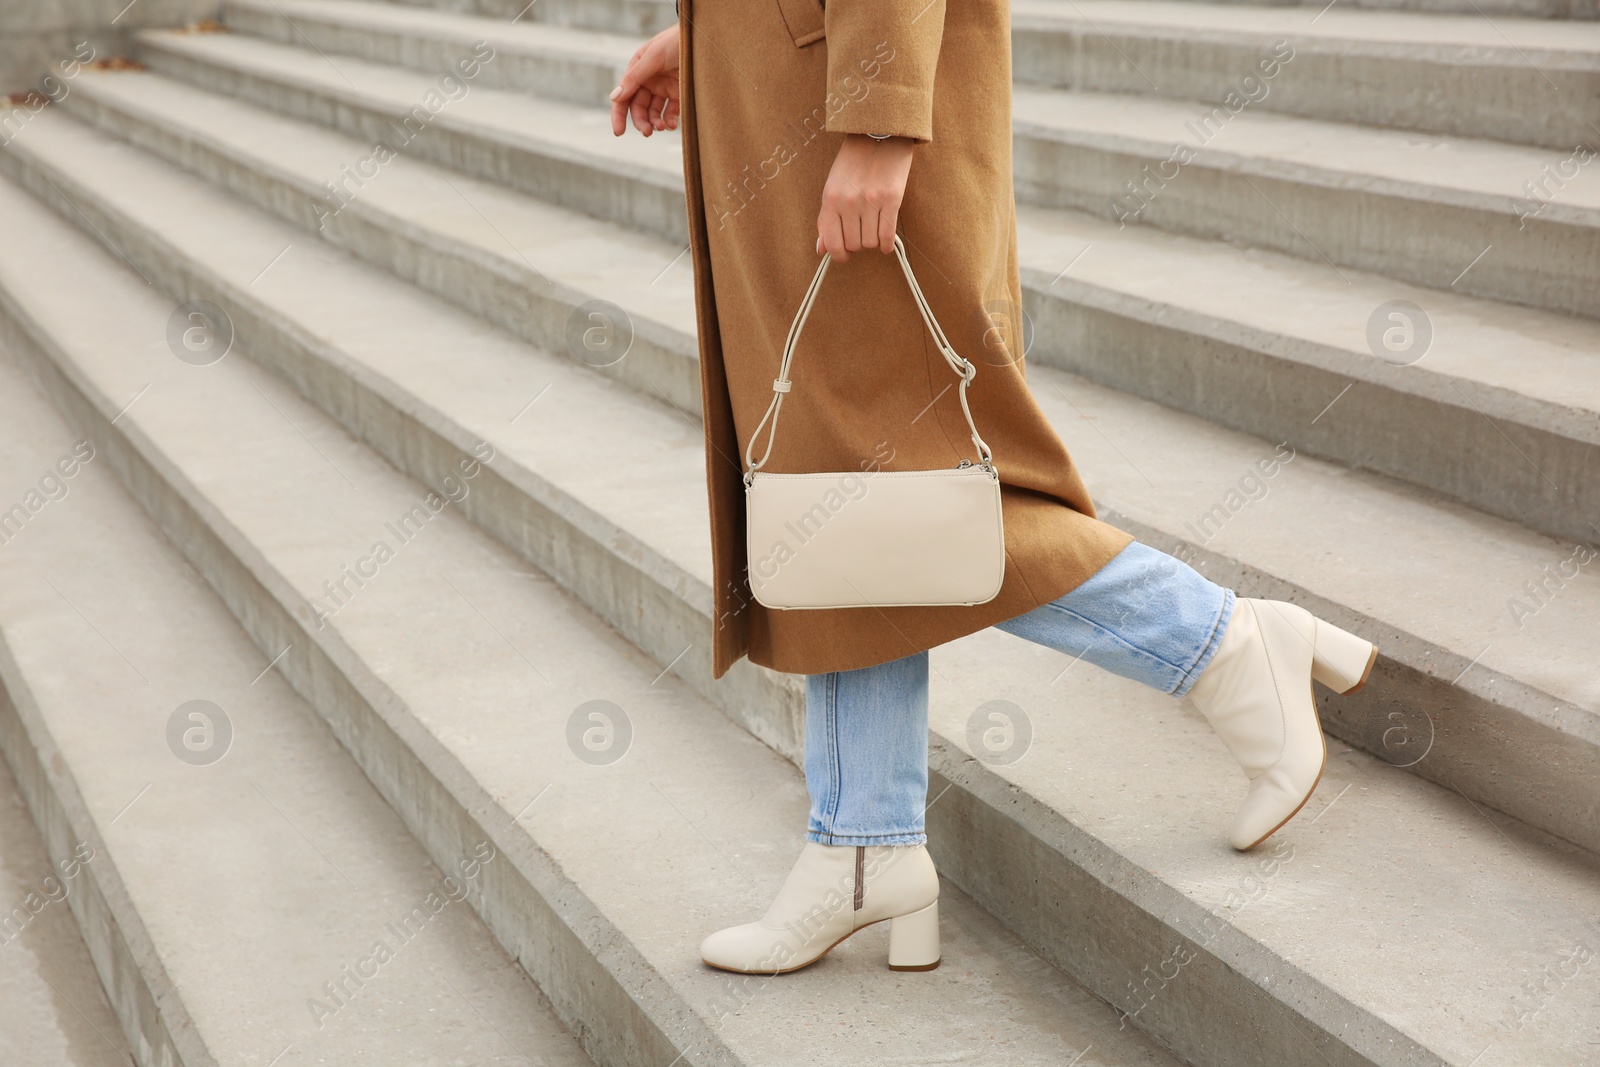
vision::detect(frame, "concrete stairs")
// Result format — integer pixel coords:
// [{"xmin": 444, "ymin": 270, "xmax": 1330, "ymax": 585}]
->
[
  {"xmin": 0, "ymin": 0, "xmax": 1595, "ymax": 1065},
  {"xmin": 0, "ymin": 334, "xmax": 598, "ymax": 1064},
  {"xmin": 115, "ymin": 3, "xmax": 1600, "ymax": 540},
  {"xmin": 0, "ymin": 718, "xmax": 131, "ymax": 1067}
]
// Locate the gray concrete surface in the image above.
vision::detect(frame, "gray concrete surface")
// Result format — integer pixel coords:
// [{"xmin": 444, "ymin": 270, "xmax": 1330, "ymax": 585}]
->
[
  {"xmin": 1013, "ymin": 203, "xmax": 1600, "ymax": 546},
  {"xmin": 0, "ymin": 0, "xmax": 216, "ymax": 94},
  {"xmin": 1010, "ymin": 0, "xmax": 1600, "ymax": 148},
  {"xmin": 380, "ymin": 0, "xmax": 676, "ymax": 35},
  {"xmin": 55, "ymin": 67, "xmax": 702, "ymax": 416},
  {"xmin": 0, "ymin": 348, "xmax": 596, "ymax": 1066},
  {"xmin": 226, "ymin": 0, "xmax": 636, "ymax": 107},
  {"xmin": 1147, "ymin": 0, "xmax": 1597, "ymax": 18},
  {"xmin": 0, "ymin": 727, "xmax": 131, "ymax": 1067},
  {"xmin": 1010, "ymin": 86, "xmax": 1600, "ymax": 319},
  {"xmin": 134, "ymin": 26, "xmax": 688, "ymax": 243}
]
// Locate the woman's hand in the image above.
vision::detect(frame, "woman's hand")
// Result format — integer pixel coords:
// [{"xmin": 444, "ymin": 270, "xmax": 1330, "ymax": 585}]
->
[
  {"xmin": 816, "ymin": 134, "xmax": 916, "ymax": 263},
  {"xmin": 610, "ymin": 25, "xmax": 680, "ymax": 137}
]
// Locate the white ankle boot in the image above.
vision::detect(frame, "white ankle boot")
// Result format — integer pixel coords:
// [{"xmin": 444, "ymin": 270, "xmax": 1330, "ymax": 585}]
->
[
  {"xmin": 1187, "ymin": 598, "xmax": 1377, "ymax": 851},
  {"xmin": 699, "ymin": 841, "xmax": 941, "ymax": 974}
]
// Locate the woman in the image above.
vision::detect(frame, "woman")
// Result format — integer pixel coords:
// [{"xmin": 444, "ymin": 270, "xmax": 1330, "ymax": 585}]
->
[{"xmin": 610, "ymin": 0, "xmax": 1377, "ymax": 976}]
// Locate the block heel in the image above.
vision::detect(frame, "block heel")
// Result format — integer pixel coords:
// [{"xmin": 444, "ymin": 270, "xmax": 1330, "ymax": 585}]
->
[
  {"xmin": 1310, "ymin": 619, "xmax": 1378, "ymax": 695},
  {"xmin": 701, "ymin": 843, "xmax": 941, "ymax": 975},
  {"xmin": 887, "ymin": 900, "xmax": 940, "ymax": 971}
]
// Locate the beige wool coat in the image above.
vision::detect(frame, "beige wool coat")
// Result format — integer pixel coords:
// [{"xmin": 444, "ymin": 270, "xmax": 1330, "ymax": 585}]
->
[{"xmin": 679, "ymin": 0, "xmax": 1135, "ymax": 681}]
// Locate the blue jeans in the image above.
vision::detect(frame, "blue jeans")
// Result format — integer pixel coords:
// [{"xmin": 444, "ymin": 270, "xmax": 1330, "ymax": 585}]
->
[{"xmin": 804, "ymin": 541, "xmax": 1234, "ymax": 846}]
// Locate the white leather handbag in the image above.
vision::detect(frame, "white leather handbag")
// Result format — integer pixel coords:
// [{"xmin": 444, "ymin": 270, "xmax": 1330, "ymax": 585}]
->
[{"xmin": 742, "ymin": 234, "xmax": 1006, "ymax": 610}]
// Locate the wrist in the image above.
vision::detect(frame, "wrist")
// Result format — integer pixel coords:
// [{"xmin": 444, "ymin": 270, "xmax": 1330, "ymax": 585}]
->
[{"xmin": 850, "ymin": 133, "xmax": 913, "ymax": 150}]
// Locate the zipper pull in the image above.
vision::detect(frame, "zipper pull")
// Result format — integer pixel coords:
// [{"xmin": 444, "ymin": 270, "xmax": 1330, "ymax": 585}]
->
[{"xmin": 956, "ymin": 459, "xmax": 973, "ymax": 469}]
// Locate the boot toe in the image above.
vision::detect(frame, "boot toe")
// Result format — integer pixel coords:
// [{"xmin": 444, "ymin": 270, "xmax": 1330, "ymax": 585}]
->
[
  {"xmin": 700, "ymin": 922, "xmax": 762, "ymax": 972},
  {"xmin": 1227, "ymin": 760, "xmax": 1325, "ymax": 850},
  {"xmin": 700, "ymin": 921, "xmax": 798, "ymax": 974}
]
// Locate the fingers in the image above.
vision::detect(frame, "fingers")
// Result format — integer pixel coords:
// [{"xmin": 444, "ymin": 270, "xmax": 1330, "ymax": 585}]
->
[
  {"xmin": 609, "ymin": 57, "xmax": 646, "ymax": 135},
  {"xmin": 857, "ymin": 201, "xmax": 881, "ymax": 251},
  {"xmin": 611, "ymin": 33, "xmax": 676, "ymax": 136},
  {"xmin": 819, "ymin": 192, "xmax": 886, "ymax": 261},
  {"xmin": 818, "ymin": 136, "xmax": 914, "ymax": 260},
  {"xmin": 612, "ymin": 83, "xmax": 680, "ymax": 136},
  {"xmin": 630, "ymin": 87, "xmax": 653, "ymax": 135},
  {"xmin": 609, "ymin": 91, "xmax": 632, "ymax": 136},
  {"xmin": 846, "ymin": 209, "xmax": 869, "ymax": 253},
  {"xmin": 877, "ymin": 196, "xmax": 900, "ymax": 253},
  {"xmin": 614, "ymin": 38, "xmax": 657, "ymax": 101},
  {"xmin": 818, "ymin": 210, "xmax": 882, "ymax": 262},
  {"xmin": 816, "ymin": 208, "xmax": 848, "ymax": 263}
]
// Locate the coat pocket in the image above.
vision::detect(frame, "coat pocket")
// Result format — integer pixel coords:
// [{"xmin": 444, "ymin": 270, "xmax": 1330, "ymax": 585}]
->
[{"xmin": 775, "ymin": 0, "xmax": 826, "ymax": 47}]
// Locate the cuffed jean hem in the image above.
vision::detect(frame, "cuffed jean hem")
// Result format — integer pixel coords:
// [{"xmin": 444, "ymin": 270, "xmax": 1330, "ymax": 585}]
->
[
  {"xmin": 1170, "ymin": 586, "xmax": 1236, "ymax": 698},
  {"xmin": 806, "ymin": 830, "xmax": 929, "ymax": 846}
]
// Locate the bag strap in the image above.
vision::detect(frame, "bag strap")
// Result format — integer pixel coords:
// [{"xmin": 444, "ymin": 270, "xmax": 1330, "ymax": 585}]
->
[{"xmin": 742, "ymin": 234, "xmax": 995, "ymax": 488}]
